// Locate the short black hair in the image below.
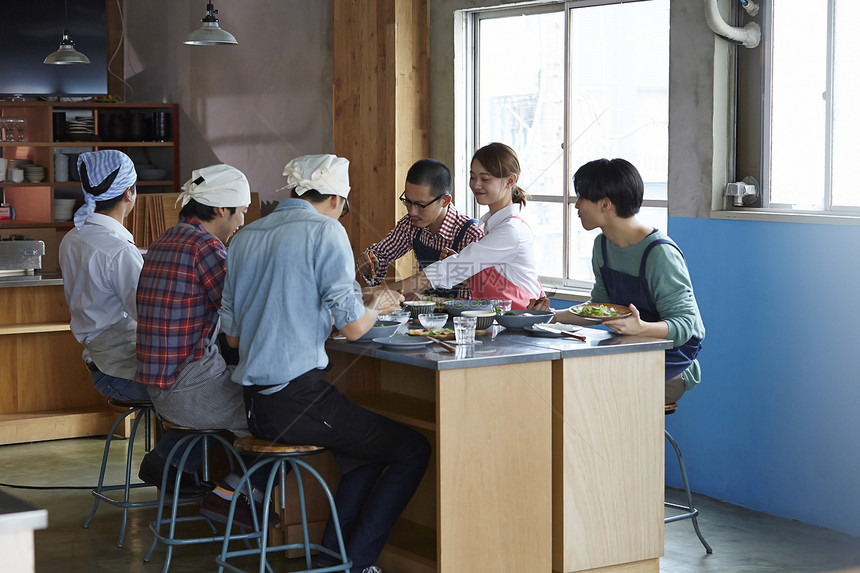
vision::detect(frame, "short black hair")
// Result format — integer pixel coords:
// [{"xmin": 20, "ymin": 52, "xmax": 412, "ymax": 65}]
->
[
  {"xmin": 178, "ymin": 198, "xmax": 236, "ymax": 221},
  {"xmin": 572, "ymin": 158, "xmax": 643, "ymax": 218},
  {"xmin": 406, "ymin": 158, "xmax": 452, "ymax": 198},
  {"xmin": 291, "ymin": 188, "xmax": 338, "ymax": 203},
  {"xmin": 93, "ymin": 186, "xmax": 133, "ymax": 213}
]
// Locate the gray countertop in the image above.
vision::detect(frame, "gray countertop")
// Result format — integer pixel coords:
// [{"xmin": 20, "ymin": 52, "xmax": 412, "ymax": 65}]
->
[
  {"xmin": 326, "ymin": 324, "xmax": 672, "ymax": 370},
  {"xmin": 0, "ymin": 491, "xmax": 48, "ymax": 534}
]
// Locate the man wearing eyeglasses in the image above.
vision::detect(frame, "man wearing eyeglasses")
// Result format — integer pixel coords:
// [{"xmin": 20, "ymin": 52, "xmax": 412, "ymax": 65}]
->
[{"xmin": 357, "ymin": 159, "xmax": 484, "ymax": 297}]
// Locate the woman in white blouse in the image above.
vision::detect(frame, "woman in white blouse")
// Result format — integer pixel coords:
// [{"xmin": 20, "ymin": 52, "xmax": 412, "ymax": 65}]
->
[{"xmin": 393, "ymin": 142, "xmax": 544, "ymax": 309}]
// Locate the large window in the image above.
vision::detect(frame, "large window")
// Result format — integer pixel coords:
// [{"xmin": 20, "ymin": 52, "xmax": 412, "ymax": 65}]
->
[
  {"xmin": 464, "ymin": 0, "xmax": 670, "ymax": 290},
  {"xmin": 736, "ymin": 0, "xmax": 860, "ymax": 216}
]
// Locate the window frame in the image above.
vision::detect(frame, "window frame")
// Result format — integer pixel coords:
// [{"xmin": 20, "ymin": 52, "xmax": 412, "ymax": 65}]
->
[
  {"xmin": 460, "ymin": 0, "xmax": 669, "ymax": 292},
  {"xmin": 727, "ymin": 0, "xmax": 860, "ymax": 222}
]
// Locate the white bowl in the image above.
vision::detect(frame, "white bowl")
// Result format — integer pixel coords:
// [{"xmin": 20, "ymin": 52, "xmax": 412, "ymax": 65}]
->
[
  {"xmin": 460, "ymin": 310, "xmax": 496, "ymax": 331},
  {"xmin": 418, "ymin": 313, "xmax": 448, "ymax": 329}
]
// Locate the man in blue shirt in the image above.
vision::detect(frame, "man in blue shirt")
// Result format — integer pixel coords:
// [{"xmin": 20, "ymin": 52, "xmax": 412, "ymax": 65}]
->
[{"xmin": 220, "ymin": 154, "xmax": 429, "ymax": 573}]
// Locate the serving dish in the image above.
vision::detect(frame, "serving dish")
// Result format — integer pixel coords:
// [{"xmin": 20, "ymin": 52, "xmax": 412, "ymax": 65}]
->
[
  {"xmin": 494, "ymin": 310, "xmax": 554, "ymax": 330},
  {"xmin": 567, "ymin": 303, "xmax": 631, "ymax": 323}
]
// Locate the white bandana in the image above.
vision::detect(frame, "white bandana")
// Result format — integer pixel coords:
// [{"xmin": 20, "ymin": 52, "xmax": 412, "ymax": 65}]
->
[
  {"xmin": 279, "ymin": 154, "xmax": 350, "ymax": 198},
  {"xmin": 73, "ymin": 150, "xmax": 137, "ymax": 229},
  {"xmin": 176, "ymin": 164, "xmax": 251, "ymax": 208}
]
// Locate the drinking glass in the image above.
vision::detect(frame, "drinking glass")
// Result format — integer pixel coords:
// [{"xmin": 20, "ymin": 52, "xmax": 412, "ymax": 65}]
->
[
  {"xmin": 14, "ymin": 118, "xmax": 26, "ymax": 141},
  {"xmin": 453, "ymin": 316, "xmax": 477, "ymax": 344},
  {"xmin": 497, "ymin": 300, "xmax": 512, "ymax": 313}
]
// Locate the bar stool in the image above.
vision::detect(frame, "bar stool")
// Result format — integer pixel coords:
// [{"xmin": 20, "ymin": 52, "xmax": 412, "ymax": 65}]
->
[
  {"xmin": 145, "ymin": 423, "xmax": 255, "ymax": 573},
  {"xmin": 215, "ymin": 436, "xmax": 352, "ymax": 573},
  {"xmin": 84, "ymin": 398, "xmax": 161, "ymax": 548},
  {"xmin": 664, "ymin": 402, "xmax": 713, "ymax": 553}
]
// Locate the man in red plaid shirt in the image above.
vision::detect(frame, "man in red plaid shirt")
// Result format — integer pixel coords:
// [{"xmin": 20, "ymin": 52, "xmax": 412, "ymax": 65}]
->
[
  {"xmin": 134, "ymin": 164, "xmax": 274, "ymax": 528},
  {"xmin": 357, "ymin": 159, "xmax": 483, "ymax": 298}
]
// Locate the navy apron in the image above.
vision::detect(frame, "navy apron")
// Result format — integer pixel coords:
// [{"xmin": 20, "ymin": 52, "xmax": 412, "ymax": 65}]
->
[
  {"xmin": 599, "ymin": 232, "xmax": 702, "ymax": 381},
  {"xmin": 414, "ymin": 219, "xmax": 477, "ymax": 298}
]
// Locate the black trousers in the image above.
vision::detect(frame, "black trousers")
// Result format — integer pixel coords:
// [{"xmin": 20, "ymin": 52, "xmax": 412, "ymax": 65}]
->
[{"xmin": 243, "ymin": 369, "xmax": 430, "ymax": 572}]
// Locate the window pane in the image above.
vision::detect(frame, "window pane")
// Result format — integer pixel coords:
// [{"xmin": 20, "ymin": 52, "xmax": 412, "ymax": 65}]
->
[
  {"xmin": 477, "ymin": 11, "xmax": 565, "ymax": 198},
  {"xmin": 568, "ymin": 0, "xmax": 669, "ymax": 198},
  {"xmin": 770, "ymin": 0, "xmax": 827, "ymax": 208},
  {"xmin": 528, "ymin": 201, "xmax": 564, "ymax": 279},
  {"xmin": 831, "ymin": 0, "xmax": 860, "ymax": 208}
]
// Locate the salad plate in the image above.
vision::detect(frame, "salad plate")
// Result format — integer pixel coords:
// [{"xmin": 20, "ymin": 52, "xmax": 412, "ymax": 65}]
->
[
  {"xmin": 567, "ymin": 303, "xmax": 631, "ymax": 323},
  {"xmin": 407, "ymin": 328, "xmax": 456, "ymax": 341},
  {"xmin": 373, "ymin": 335, "xmax": 433, "ymax": 348}
]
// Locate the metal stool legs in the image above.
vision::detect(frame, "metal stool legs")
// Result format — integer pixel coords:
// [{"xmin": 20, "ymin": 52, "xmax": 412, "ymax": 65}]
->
[
  {"xmin": 144, "ymin": 430, "xmax": 255, "ymax": 573},
  {"xmin": 665, "ymin": 429, "xmax": 713, "ymax": 553},
  {"xmin": 215, "ymin": 455, "xmax": 351, "ymax": 573},
  {"xmin": 83, "ymin": 401, "xmax": 155, "ymax": 548}
]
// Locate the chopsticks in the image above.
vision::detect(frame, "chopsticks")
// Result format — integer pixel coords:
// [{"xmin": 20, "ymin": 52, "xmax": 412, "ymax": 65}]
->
[{"xmin": 431, "ymin": 338, "xmax": 457, "ymax": 353}]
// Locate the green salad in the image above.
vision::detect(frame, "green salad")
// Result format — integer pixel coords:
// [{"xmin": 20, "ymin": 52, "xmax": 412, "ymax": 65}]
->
[{"xmin": 572, "ymin": 304, "xmax": 620, "ymax": 318}]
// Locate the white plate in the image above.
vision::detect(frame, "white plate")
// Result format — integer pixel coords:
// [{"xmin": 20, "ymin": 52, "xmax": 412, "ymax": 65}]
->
[{"xmin": 373, "ymin": 335, "xmax": 433, "ymax": 348}]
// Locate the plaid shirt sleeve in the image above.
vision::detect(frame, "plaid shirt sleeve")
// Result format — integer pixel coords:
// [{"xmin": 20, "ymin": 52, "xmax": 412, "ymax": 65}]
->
[
  {"xmin": 361, "ymin": 215, "xmax": 415, "ymax": 285},
  {"xmin": 195, "ymin": 236, "xmax": 227, "ymax": 308}
]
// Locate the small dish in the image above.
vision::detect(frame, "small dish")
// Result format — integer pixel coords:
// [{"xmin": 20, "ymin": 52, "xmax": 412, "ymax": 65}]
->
[
  {"xmin": 373, "ymin": 335, "xmax": 433, "ymax": 348},
  {"xmin": 494, "ymin": 310, "xmax": 554, "ymax": 330},
  {"xmin": 418, "ymin": 313, "xmax": 448, "ymax": 329}
]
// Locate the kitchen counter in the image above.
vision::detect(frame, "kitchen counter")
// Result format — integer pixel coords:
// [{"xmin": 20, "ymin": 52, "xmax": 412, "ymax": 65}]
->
[
  {"xmin": 0, "ymin": 272, "xmax": 63, "ymax": 288},
  {"xmin": 311, "ymin": 326, "xmax": 672, "ymax": 573},
  {"xmin": 326, "ymin": 325, "xmax": 670, "ymax": 368},
  {"xmin": 0, "ymin": 277, "xmax": 119, "ymax": 445}
]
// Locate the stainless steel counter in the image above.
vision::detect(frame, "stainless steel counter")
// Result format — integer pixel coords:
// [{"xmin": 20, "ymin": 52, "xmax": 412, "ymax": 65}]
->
[
  {"xmin": 0, "ymin": 272, "xmax": 63, "ymax": 288},
  {"xmin": 326, "ymin": 325, "xmax": 672, "ymax": 370}
]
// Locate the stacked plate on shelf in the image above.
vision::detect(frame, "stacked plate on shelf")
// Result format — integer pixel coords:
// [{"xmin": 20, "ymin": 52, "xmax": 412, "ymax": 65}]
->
[
  {"xmin": 66, "ymin": 117, "xmax": 95, "ymax": 137},
  {"xmin": 53, "ymin": 198, "xmax": 77, "ymax": 222},
  {"xmin": 23, "ymin": 164, "xmax": 45, "ymax": 182}
]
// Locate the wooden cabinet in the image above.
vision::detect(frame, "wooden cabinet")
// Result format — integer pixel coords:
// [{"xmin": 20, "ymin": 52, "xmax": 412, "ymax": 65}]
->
[{"xmin": 0, "ymin": 100, "xmax": 178, "ymax": 225}]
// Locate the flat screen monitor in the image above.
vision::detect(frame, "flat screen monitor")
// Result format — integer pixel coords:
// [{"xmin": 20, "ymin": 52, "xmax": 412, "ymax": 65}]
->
[{"xmin": 0, "ymin": 0, "xmax": 108, "ymax": 98}]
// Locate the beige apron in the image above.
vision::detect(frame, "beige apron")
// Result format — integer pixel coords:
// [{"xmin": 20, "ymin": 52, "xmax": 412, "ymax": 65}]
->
[{"xmin": 85, "ymin": 316, "xmax": 137, "ymax": 380}]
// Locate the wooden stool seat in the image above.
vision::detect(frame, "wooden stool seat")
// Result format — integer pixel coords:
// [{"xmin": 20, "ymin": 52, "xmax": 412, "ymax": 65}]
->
[
  {"xmin": 216, "ymin": 437, "xmax": 350, "ymax": 572},
  {"xmin": 108, "ymin": 397, "xmax": 154, "ymax": 409},
  {"xmin": 233, "ymin": 436, "xmax": 325, "ymax": 456},
  {"xmin": 161, "ymin": 421, "xmax": 223, "ymax": 434}
]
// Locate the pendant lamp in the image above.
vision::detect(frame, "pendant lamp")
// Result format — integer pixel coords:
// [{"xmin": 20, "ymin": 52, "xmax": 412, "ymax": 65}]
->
[
  {"xmin": 44, "ymin": 0, "xmax": 91, "ymax": 64},
  {"xmin": 184, "ymin": 2, "xmax": 238, "ymax": 45}
]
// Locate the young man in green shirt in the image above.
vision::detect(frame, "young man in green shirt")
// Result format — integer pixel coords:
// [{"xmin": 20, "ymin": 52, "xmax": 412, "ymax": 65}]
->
[{"xmin": 538, "ymin": 158, "xmax": 705, "ymax": 403}]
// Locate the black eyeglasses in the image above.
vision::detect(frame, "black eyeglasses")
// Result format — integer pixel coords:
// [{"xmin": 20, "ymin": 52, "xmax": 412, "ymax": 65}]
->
[
  {"xmin": 399, "ymin": 192, "xmax": 444, "ymax": 211},
  {"xmin": 339, "ymin": 197, "xmax": 350, "ymax": 218}
]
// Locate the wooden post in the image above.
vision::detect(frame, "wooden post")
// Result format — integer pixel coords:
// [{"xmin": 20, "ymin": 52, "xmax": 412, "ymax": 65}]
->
[{"xmin": 333, "ymin": 0, "xmax": 430, "ymax": 281}]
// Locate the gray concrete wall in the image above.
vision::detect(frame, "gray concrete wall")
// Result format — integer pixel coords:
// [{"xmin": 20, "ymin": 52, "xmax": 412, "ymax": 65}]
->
[{"xmin": 122, "ymin": 0, "xmax": 333, "ymax": 203}]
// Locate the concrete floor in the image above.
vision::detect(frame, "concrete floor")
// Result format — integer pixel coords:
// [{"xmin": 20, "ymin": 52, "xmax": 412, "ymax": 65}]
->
[{"xmin": 2, "ymin": 436, "xmax": 860, "ymax": 572}]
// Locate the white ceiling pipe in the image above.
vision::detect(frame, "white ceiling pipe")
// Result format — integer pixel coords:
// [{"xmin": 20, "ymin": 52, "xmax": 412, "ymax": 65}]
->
[{"xmin": 703, "ymin": 0, "xmax": 761, "ymax": 48}]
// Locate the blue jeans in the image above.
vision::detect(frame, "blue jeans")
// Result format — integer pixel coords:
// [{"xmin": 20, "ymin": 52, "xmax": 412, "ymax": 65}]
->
[
  {"xmin": 91, "ymin": 370, "xmax": 150, "ymax": 401},
  {"xmin": 244, "ymin": 369, "xmax": 431, "ymax": 572},
  {"xmin": 91, "ymin": 371, "xmax": 185, "ymax": 466}
]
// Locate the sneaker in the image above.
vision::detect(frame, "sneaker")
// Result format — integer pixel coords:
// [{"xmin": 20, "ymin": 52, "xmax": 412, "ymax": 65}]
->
[
  {"xmin": 138, "ymin": 451, "xmax": 211, "ymax": 497},
  {"xmin": 199, "ymin": 490, "xmax": 281, "ymax": 529},
  {"xmin": 363, "ymin": 567, "xmax": 383, "ymax": 573}
]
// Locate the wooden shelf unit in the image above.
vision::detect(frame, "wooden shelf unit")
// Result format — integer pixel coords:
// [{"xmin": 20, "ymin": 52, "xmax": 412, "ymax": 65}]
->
[{"xmin": 0, "ymin": 100, "xmax": 180, "ymax": 226}]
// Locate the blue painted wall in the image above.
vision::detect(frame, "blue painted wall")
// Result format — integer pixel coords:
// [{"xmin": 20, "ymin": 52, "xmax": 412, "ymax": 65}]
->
[
  {"xmin": 549, "ymin": 216, "xmax": 860, "ymax": 536},
  {"xmin": 664, "ymin": 216, "xmax": 859, "ymax": 536}
]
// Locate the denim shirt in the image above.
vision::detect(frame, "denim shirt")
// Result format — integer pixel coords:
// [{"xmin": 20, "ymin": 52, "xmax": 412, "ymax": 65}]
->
[{"xmin": 220, "ymin": 199, "xmax": 365, "ymax": 390}]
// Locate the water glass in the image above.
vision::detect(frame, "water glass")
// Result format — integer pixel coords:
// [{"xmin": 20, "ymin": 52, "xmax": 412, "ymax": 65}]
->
[
  {"xmin": 453, "ymin": 316, "xmax": 477, "ymax": 344},
  {"xmin": 497, "ymin": 300, "xmax": 512, "ymax": 313}
]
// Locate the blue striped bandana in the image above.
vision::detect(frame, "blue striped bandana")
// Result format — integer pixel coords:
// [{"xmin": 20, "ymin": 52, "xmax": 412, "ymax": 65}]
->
[{"xmin": 73, "ymin": 150, "xmax": 138, "ymax": 228}]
